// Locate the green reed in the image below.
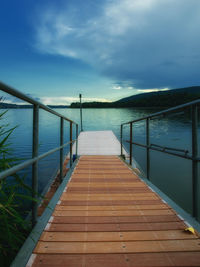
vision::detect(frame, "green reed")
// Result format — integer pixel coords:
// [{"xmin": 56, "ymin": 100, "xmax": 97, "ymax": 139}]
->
[{"xmin": 0, "ymin": 109, "xmax": 36, "ymax": 266}]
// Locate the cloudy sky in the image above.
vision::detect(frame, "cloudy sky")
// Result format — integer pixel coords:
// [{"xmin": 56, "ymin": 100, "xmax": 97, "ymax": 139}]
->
[{"xmin": 0, "ymin": 0, "xmax": 200, "ymax": 105}]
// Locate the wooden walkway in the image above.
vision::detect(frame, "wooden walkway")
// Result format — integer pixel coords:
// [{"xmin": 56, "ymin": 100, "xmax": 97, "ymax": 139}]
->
[{"xmin": 27, "ymin": 156, "xmax": 200, "ymax": 267}]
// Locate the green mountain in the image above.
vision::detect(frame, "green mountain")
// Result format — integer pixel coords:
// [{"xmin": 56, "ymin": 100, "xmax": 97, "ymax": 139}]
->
[
  {"xmin": 115, "ymin": 86, "xmax": 200, "ymax": 107},
  {"xmin": 2, "ymin": 86, "xmax": 200, "ymax": 109},
  {"xmin": 0, "ymin": 103, "xmax": 69, "ymax": 109},
  {"xmin": 0, "ymin": 103, "xmax": 32, "ymax": 109},
  {"xmin": 70, "ymin": 86, "xmax": 200, "ymax": 108}
]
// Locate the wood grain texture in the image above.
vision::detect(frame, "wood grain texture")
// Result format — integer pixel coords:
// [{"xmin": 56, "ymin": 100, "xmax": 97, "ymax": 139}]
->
[{"xmin": 30, "ymin": 156, "xmax": 200, "ymax": 267}]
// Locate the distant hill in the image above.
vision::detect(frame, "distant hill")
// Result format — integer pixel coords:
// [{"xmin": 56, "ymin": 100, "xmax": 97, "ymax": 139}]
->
[
  {"xmin": 48, "ymin": 105, "xmax": 69, "ymax": 109},
  {"xmin": 0, "ymin": 103, "xmax": 69, "ymax": 109},
  {"xmin": 0, "ymin": 103, "xmax": 32, "ymax": 109},
  {"xmin": 115, "ymin": 86, "xmax": 200, "ymax": 107},
  {"xmin": 70, "ymin": 101, "xmax": 113, "ymax": 108},
  {"xmin": 70, "ymin": 86, "xmax": 200, "ymax": 108},
  {"xmin": 2, "ymin": 86, "xmax": 200, "ymax": 109}
]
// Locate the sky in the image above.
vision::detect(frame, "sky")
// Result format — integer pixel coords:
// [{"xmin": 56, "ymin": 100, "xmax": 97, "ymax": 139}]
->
[{"xmin": 0, "ymin": 0, "xmax": 200, "ymax": 105}]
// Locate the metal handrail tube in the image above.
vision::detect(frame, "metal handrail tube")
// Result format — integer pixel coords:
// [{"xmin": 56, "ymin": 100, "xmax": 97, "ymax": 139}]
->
[
  {"xmin": 150, "ymin": 143, "xmax": 189, "ymax": 154},
  {"xmin": 0, "ymin": 81, "xmax": 77, "ymax": 125},
  {"xmin": 192, "ymin": 104, "xmax": 198, "ymax": 217},
  {"xmin": 60, "ymin": 117, "xmax": 64, "ymax": 182},
  {"xmin": 0, "ymin": 139, "xmax": 76, "ymax": 181},
  {"xmin": 76, "ymin": 124, "xmax": 78, "ymax": 158},
  {"xmin": 126, "ymin": 140, "xmax": 200, "ymax": 161},
  {"xmin": 129, "ymin": 123, "xmax": 133, "ymax": 165},
  {"xmin": 70, "ymin": 122, "xmax": 73, "ymax": 167},
  {"xmin": 32, "ymin": 104, "xmax": 39, "ymax": 226},
  {"xmin": 146, "ymin": 118, "xmax": 150, "ymax": 180},
  {"xmin": 121, "ymin": 98, "xmax": 200, "ymax": 126},
  {"xmin": 120, "ymin": 125, "xmax": 123, "ymax": 156}
]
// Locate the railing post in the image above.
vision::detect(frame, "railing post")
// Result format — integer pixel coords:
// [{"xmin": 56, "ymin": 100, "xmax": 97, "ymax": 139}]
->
[
  {"xmin": 32, "ymin": 104, "xmax": 39, "ymax": 227},
  {"xmin": 76, "ymin": 124, "xmax": 78, "ymax": 159},
  {"xmin": 60, "ymin": 117, "xmax": 64, "ymax": 182},
  {"xmin": 120, "ymin": 125, "xmax": 123, "ymax": 156},
  {"xmin": 130, "ymin": 122, "xmax": 133, "ymax": 165},
  {"xmin": 70, "ymin": 122, "xmax": 73, "ymax": 167},
  {"xmin": 192, "ymin": 105, "xmax": 198, "ymax": 218},
  {"xmin": 146, "ymin": 118, "xmax": 150, "ymax": 180}
]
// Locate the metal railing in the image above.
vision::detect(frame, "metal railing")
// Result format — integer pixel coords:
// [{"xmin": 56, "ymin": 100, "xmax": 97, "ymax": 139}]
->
[
  {"xmin": 0, "ymin": 82, "xmax": 78, "ymax": 226},
  {"xmin": 120, "ymin": 99, "xmax": 200, "ymax": 219}
]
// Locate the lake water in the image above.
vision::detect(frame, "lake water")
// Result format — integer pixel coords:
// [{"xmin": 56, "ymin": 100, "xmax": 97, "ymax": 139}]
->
[{"xmin": 3, "ymin": 107, "xmax": 200, "ymax": 221}]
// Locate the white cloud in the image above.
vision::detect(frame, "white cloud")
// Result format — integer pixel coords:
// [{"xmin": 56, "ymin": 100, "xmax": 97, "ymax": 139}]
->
[
  {"xmin": 3, "ymin": 94, "xmax": 111, "ymax": 105},
  {"xmin": 40, "ymin": 96, "xmax": 111, "ymax": 105},
  {"xmin": 136, "ymin": 88, "xmax": 170, "ymax": 93},
  {"xmin": 40, "ymin": 96, "xmax": 77, "ymax": 105},
  {"xmin": 34, "ymin": 0, "xmax": 200, "ymax": 89},
  {"xmin": 112, "ymin": 85, "xmax": 121, "ymax": 90}
]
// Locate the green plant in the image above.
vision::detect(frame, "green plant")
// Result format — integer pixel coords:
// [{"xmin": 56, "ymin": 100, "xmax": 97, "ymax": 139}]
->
[{"xmin": 0, "ymin": 108, "xmax": 35, "ymax": 266}]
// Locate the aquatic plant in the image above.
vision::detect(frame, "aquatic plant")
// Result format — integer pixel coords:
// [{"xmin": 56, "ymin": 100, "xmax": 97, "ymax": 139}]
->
[{"xmin": 0, "ymin": 107, "xmax": 35, "ymax": 266}]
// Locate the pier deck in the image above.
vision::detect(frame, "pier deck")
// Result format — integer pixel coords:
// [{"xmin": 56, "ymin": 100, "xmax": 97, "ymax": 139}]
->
[{"xmin": 27, "ymin": 155, "xmax": 200, "ymax": 267}]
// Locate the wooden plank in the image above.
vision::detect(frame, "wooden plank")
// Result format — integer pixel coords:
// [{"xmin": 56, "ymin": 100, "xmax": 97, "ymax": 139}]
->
[
  {"xmin": 55, "ymin": 204, "xmax": 169, "ymax": 210},
  {"xmin": 59, "ymin": 199, "xmax": 169, "ymax": 206},
  {"xmin": 61, "ymin": 196, "xmax": 159, "ymax": 201},
  {"xmin": 31, "ymin": 252, "xmax": 200, "ymax": 267},
  {"xmin": 60, "ymin": 194, "xmax": 157, "ymax": 198},
  {"xmin": 66, "ymin": 188, "xmax": 150, "ymax": 193},
  {"xmin": 52, "ymin": 209, "xmax": 174, "ymax": 217},
  {"xmin": 73, "ymin": 170, "xmax": 133, "ymax": 174},
  {"xmin": 31, "ymin": 254, "xmax": 128, "ymax": 267},
  {"xmin": 67, "ymin": 182, "xmax": 145, "ymax": 187},
  {"xmin": 72, "ymin": 174, "xmax": 138, "ymax": 178},
  {"xmin": 60, "ymin": 196, "xmax": 159, "ymax": 201},
  {"xmin": 41, "ymin": 230, "xmax": 197, "ymax": 242},
  {"xmin": 34, "ymin": 239, "xmax": 200, "ymax": 254},
  {"xmin": 50, "ymin": 215, "xmax": 181, "ymax": 224},
  {"xmin": 47, "ymin": 221, "xmax": 186, "ymax": 232}
]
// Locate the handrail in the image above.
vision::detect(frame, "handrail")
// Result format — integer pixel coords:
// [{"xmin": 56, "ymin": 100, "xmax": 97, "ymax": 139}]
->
[
  {"xmin": 122, "ymin": 98, "xmax": 200, "ymax": 125},
  {"xmin": 0, "ymin": 81, "xmax": 76, "ymax": 124},
  {"xmin": 120, "ymin": 98, "xmax": 199, "ymax": 219},
  {"xmin": 0, "ymin": 81, "xmax": 79, "ymax": 226},
  {"xmin": 0, "ymin": 139, "xmax": 76, "ymax": 180}
]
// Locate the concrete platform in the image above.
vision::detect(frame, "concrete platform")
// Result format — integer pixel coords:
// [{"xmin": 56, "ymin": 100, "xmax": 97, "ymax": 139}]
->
[{"xmin": 73, "ymin": 130, "xmax": 128, "ymax": 156}]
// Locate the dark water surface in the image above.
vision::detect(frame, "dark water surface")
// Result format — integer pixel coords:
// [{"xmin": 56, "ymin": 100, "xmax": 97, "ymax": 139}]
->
[{"xmin": 3, "ymin": 107, "xmax": 200, "ymax": 220}]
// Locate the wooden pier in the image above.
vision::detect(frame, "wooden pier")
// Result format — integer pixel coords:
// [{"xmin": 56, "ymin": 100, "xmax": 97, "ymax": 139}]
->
[{"xmin": 23, "ymin": 131, "xmax": 200, "ymax": 266}]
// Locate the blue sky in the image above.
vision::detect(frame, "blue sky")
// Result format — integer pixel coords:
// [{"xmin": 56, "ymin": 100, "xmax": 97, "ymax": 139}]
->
[{"xmin": 1, "ymin": 0, "xmax": 200, "ymax": 105}]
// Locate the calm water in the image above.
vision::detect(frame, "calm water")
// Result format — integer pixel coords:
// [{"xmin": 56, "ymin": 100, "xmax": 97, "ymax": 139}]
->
[{"xmin": 3, "ymin": 107, "xmax": 200, "ymax": 220}]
